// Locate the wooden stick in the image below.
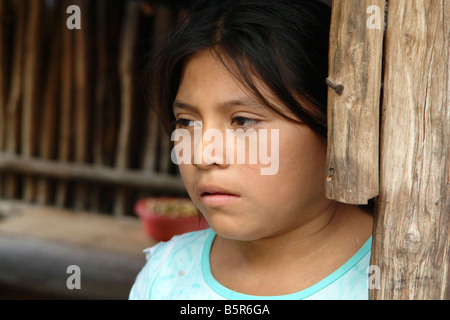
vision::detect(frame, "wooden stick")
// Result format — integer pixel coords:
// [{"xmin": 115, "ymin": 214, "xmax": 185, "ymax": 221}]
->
[
  {"xmin": 22, "ymin": 0, "xmax": 44, "ymax": 202},
  {"xmin": 37, "ymin": 3, "xmax": 61, "ymax": 205},
  {"xmin": 55, "ymin": 0, "xmax": 74, "ymax": 208},
  {"xmin": 142, "ymin": 5, "xmax": 173, "ymax": 174},
  {"xmin": 114, "ymin": 1, "xmax": 141, "ymax": 216},
  {"xmin": 155, "ymin": 7, "xmax": 173, "ymax": 175},
  {"xmin": 73, "ymin": 0, "xmax": 90, "ymax": 211},
  {"xmin": 93, "ymin": 0, "xmax": 106, "ymax": 167},
  {"xmin": 0, "ymin": 0, "xmax": 9, "ymax": 152},
  {"xmin": 0, "ymin": 0, "xmax": 10, "ymax": 197},
  {"xmin": 89, "ymin": 0, "xmax": 108, "ymax": 213},
  {"xmin": 325, "ymin": 0, "xmax": 384, "ymax": 204},
  {"xmin": 371, "ymin": 0, "xmax": 450, "ymax": 299},
  {"xmin": 156, "ymin": 6, "xmax": 173, "ymax": 175},
  {"xmin": 4, "ymin": 0, "xmax": 26, "ymax": 200}
]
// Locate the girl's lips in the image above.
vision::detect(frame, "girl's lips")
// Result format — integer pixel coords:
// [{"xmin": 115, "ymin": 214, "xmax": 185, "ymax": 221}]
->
[
  {"xmin": 200, "ymin": 193, "xmax": 240, "ymax": 207},
  {"xmin": 197, "ymin": 184, "xmax": 240, "ymax": 207}
]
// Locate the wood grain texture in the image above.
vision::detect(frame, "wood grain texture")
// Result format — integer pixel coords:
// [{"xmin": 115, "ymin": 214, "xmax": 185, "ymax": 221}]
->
[
  {"xmin": 326, "ymin": 0, "xmax": 385, "ymax": 204},
  {"xmin": 370, "ymin": 0, "xmax": 450, "ymax": 300}
]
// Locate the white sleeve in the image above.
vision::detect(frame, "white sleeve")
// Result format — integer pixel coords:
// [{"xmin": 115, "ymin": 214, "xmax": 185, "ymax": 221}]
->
[{"xmin": 128, "ymin": 244, "xmax": 163, "ymax": 300}]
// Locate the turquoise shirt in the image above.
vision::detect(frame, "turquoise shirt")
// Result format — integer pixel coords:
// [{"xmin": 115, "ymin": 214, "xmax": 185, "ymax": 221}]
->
[{"xmin": 129, "ymin": 228, "xmax": 372, "ymax": 300}]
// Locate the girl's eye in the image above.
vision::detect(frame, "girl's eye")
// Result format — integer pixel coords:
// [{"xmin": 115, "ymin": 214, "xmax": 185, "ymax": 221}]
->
[
  {"xmin": 231, "ymin": 116, "xmax": 259, "ymax": 127},
  {"xmin": 172, "ymin": 118, "xmax": 201, "ymax": 128}
]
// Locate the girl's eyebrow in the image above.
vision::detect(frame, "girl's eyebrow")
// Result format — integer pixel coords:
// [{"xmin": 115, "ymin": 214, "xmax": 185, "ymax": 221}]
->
[
  {"xmin": 172, "ymin": 101, "xmax": 197, "ymax": 112},
  {"xmin": 173, "ymin": 98, "xmax": 262, "ymax": 112}
]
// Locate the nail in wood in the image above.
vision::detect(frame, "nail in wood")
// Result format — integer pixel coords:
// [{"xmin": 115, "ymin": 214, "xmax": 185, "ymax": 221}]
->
[{"xmin": 326, "ymin": 77, "xmax": 344, "ymax": 95}]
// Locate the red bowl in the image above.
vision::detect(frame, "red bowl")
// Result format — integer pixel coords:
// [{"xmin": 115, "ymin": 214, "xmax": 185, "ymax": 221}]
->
[{"xmin": 134, "ymin": 198, "xmax": 209, "ymax": 242}]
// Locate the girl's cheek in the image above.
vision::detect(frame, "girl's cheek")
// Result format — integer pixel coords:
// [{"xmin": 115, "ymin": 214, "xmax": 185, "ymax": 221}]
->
[
  {"xmin": 225, "ymin": 128, "xmax": 281, "ymax": 176},
  {"xmin": 178, "ymin": 163, "xmax": 196, "ymax": 187}
]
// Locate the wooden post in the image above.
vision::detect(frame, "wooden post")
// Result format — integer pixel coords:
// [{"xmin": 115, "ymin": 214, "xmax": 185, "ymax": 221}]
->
[
  {"xmin": 326, "ymin": 0, "xmax": 384, "ymax": 205},
  {"xmin": 371, "ymin": 0, "xmax": 450, "ymax": 299}
]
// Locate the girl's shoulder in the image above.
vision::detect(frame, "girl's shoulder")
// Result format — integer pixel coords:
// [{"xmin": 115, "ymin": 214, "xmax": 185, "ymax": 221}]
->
[
  {"xmin": 143, "ymin": 228, "xmax": 213, "ymax": 262},
  {"xmin": 129, "ymin": 228, "xmax": 213, "ymax": 299}
]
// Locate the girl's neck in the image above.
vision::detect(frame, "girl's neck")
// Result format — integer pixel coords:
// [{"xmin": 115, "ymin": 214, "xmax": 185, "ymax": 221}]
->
[
  {"xmin": 210, "ymin": 202, "xmax": 373, "ymax": 296},
  {"xmin": 237, "ymin": 204, "xmax": 339, "ymax": 263}
]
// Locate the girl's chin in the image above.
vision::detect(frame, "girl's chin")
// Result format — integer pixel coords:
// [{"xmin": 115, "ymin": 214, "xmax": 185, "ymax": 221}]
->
[
  {"xmin": 198, "ymin": 205, "xmax": 273, "ymax": 241},
  {"xmin": 206, "ymin": 219, "xmax": 266, "ymax": 242}
]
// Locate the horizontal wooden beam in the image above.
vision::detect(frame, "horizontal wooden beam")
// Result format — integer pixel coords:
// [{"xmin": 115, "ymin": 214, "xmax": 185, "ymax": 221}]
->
[{"xmin": 0, "ymin": 152, "xmax": 186, "ymax": 193}]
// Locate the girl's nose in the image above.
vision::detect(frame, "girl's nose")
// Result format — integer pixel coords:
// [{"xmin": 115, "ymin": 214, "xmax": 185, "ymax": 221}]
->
[{"xmin": 192, "ymin": 126, "xmax": 229, "ymax": 170}]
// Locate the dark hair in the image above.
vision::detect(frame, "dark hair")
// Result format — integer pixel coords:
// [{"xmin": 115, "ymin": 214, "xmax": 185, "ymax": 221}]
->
[{"xmin": 150, "ymin": 0, "xmax": 331, "ymax": 138}]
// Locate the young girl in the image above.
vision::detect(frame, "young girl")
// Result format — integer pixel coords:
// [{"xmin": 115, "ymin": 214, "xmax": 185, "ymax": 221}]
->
[{"xmin": 129, "ymin": 0, "xmax": 373, "ymax": 300}]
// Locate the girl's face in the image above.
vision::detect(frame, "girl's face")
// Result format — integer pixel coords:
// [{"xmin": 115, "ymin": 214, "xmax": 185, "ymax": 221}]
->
[{"xmin": 174, "ymin": 50, "xmax": 333, "ymax": 241}]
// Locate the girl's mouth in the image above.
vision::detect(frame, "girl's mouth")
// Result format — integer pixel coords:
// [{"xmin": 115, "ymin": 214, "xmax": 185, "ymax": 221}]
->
[
  {"xmin": 200, "ymin": 191, "xmax": 236, "ymax": 196},
  {"xmin": 200, "ymin": 193, "xmax": 240, "ymax": 207},
  {"xmin": 198, "ymin": 185, "xmax": 240, "ymax": 207}
]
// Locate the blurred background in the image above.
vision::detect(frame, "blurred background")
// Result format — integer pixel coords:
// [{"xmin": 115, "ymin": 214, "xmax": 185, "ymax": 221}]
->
[
  {"xmin": 0, "ymin": 0, "xmax": 191, "ymax": 300},
  {"xmin": 0, "ymin": 0, "xmax": 190, "ymax": 217}
]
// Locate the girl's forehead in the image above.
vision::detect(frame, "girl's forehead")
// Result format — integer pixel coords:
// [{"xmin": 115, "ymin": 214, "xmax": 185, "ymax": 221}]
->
[
  {"xmin": 177, "ymin": 51, "xmax": 299, "ymax": 120},
  {"xmin": 180, "ymin": 51, "xmax": 241, "ymax": 89},
  {"xmin": 177, "ymin": 52, "xmax": 254, "ymax": 104}
]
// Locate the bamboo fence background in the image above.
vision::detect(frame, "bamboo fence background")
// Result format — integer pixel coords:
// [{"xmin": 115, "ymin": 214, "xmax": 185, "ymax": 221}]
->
[{"xmin": 0, "ymin": 0, "xmax": 188, "ymax": 217}]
